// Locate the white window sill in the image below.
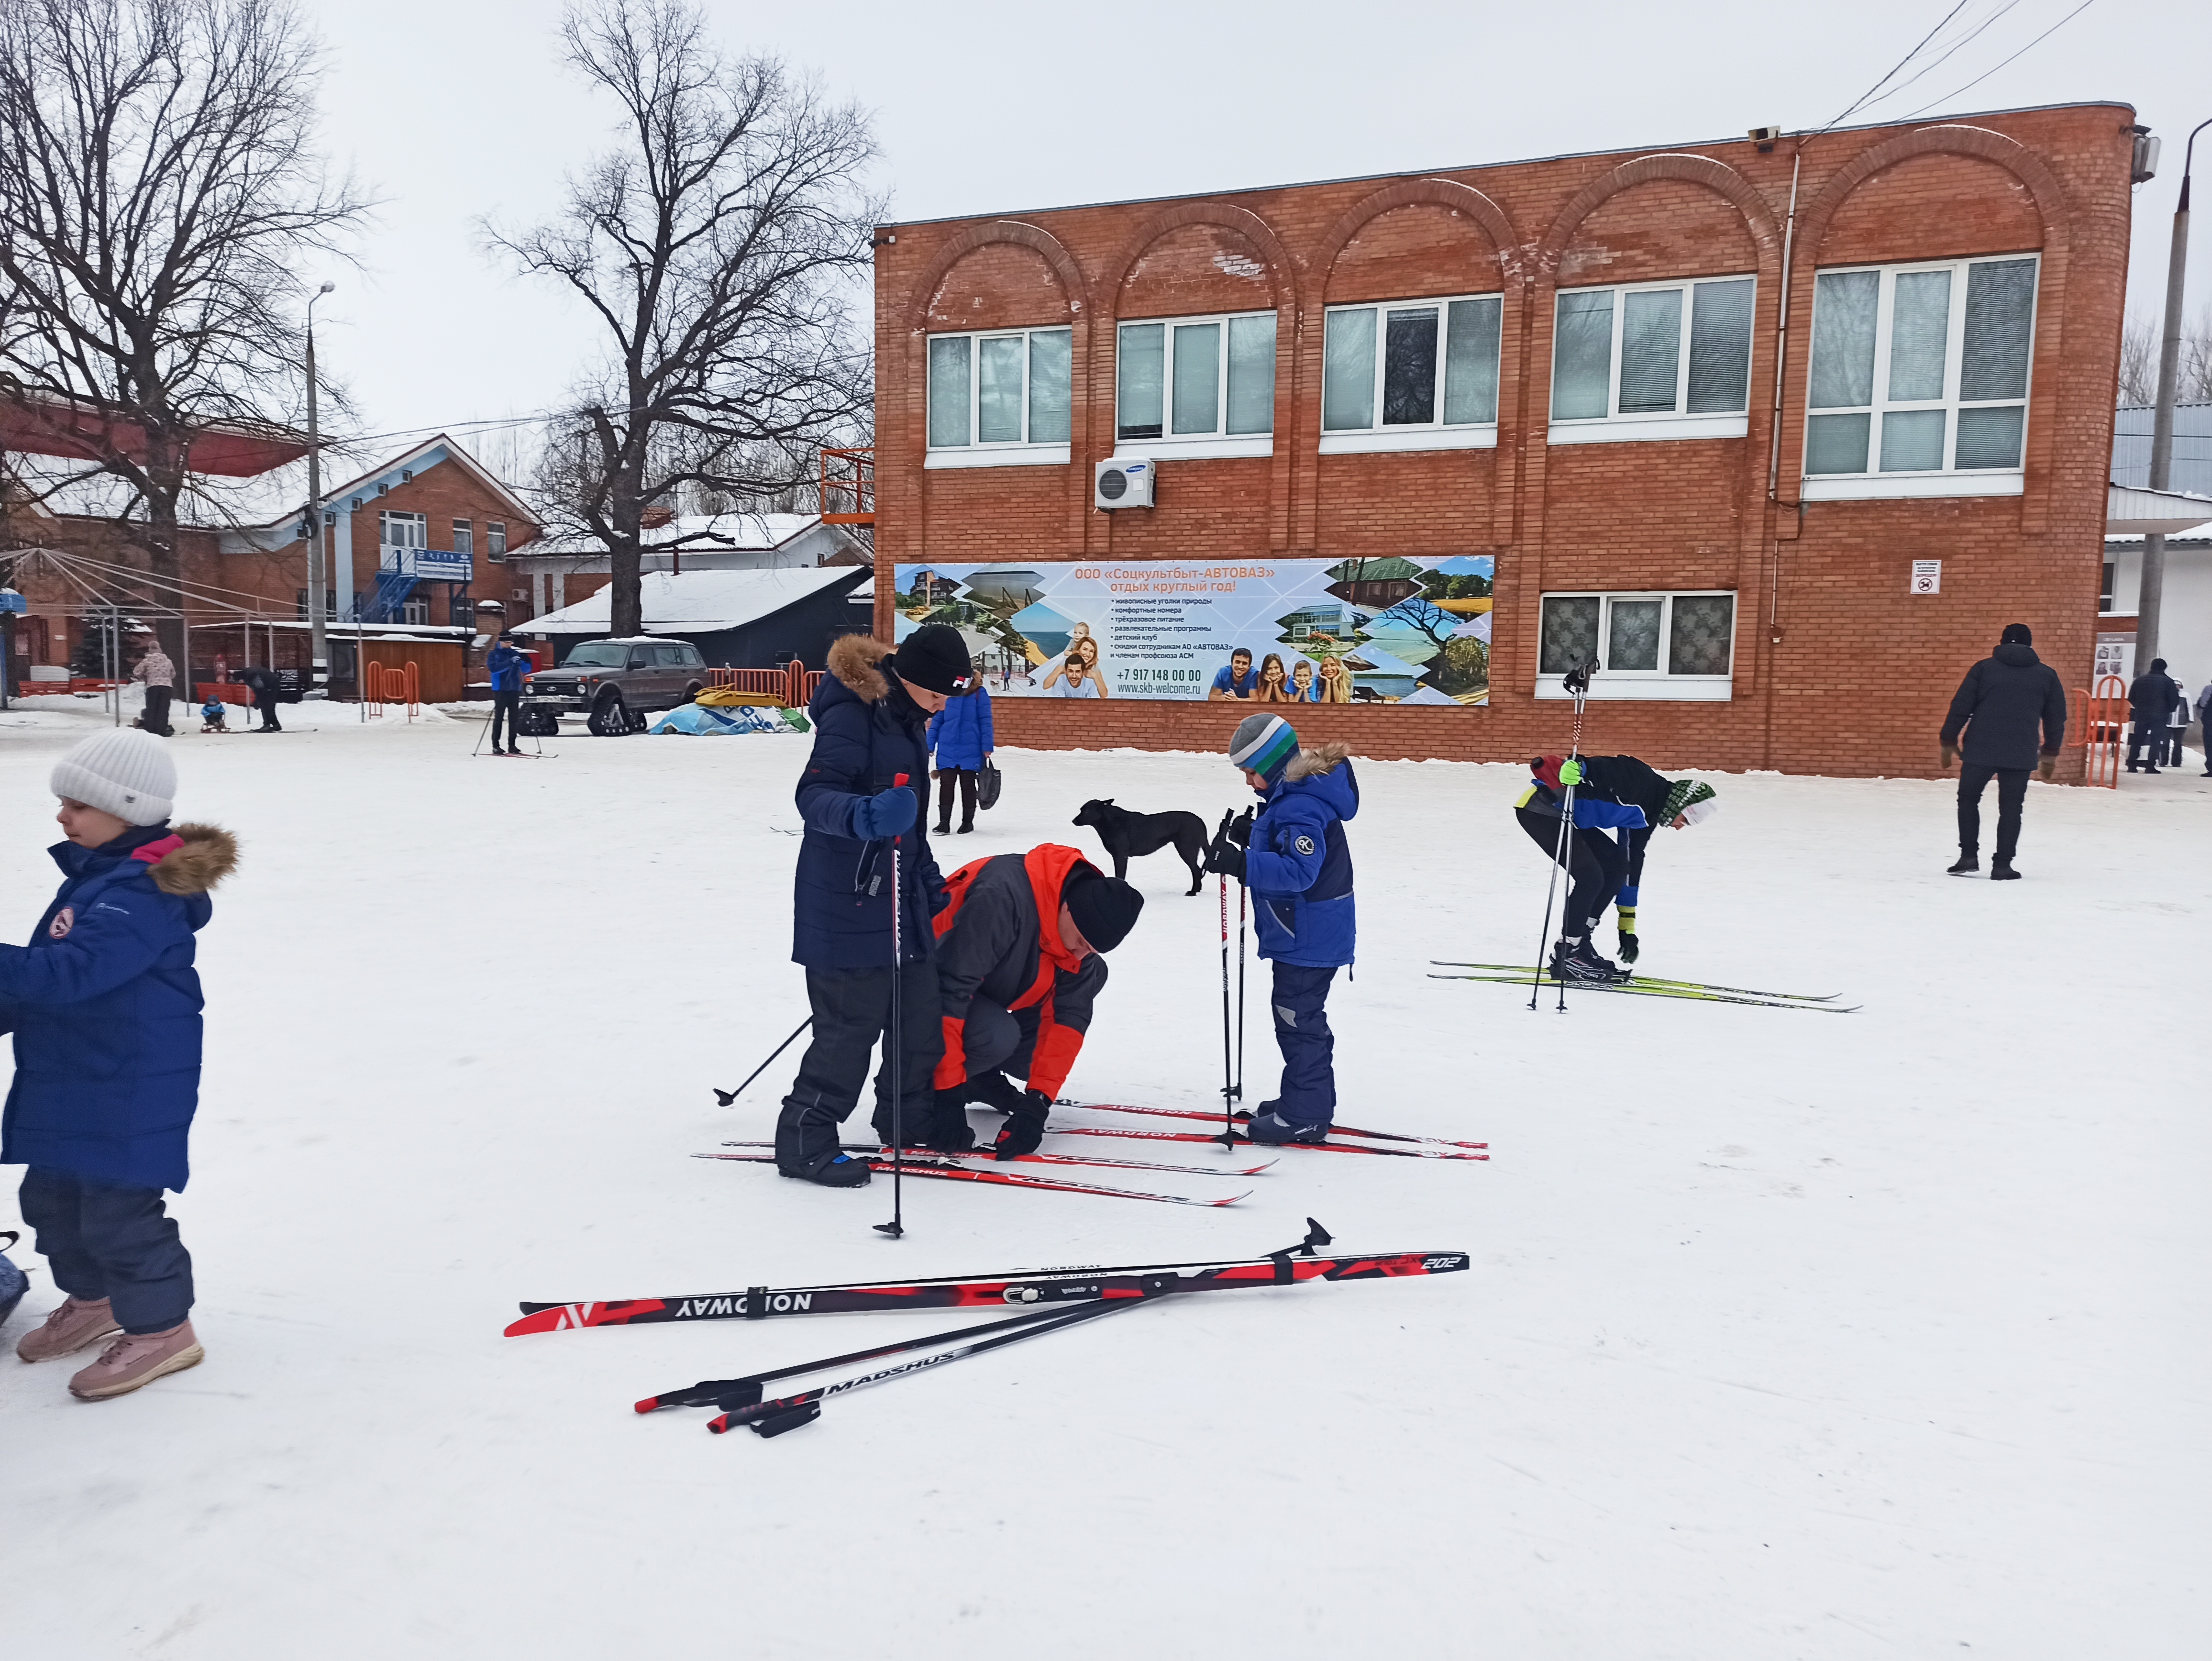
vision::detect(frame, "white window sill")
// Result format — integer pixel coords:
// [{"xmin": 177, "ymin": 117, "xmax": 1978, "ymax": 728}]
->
[
  {"xmin": 924, "ymin": 445, "xmax": 1070, "ymax": 470},
  {"xmin": 1112, "ymin": 435, "xmax": 1272, "ymax": 461},
  {"xmin": 1533, "ymin": 676, "xmax": 1734, "ymax": 701},
  {"xmin": 1548, "ymin": 413, "xmax": 1749, "ymax": 445},
  {"xmin": 1800, "ymin": 472, "xmax": 2024, "ymax": 501},
  {"xmin": 1319, "ymin": 426, "xmax": 1497, "ymax": 455}
]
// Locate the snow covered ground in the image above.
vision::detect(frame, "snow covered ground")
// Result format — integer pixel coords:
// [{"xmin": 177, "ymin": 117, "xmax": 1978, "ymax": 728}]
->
[{"xmin": 1, "ymin": 703, "xmax": 2205, "ymax": 1660}]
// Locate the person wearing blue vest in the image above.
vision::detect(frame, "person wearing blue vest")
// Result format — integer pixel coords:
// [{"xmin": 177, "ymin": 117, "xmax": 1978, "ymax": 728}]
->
[
  {"xmin": 926, "ymin": 678, "xmax": 994, "ymax": 835},
  {"xmin": 2, "ymin": 728, "xmax": 236, "ymax": 1400},
  {"xmin": 486, "ymin": 635, "xmax": 533, "ymax": 755},
  {"xmin": 1202, "ymin": 713, "xmax": 1358, "ymax": 1144}
]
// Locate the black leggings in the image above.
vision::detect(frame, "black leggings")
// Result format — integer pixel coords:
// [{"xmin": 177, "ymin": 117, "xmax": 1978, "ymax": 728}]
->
[
  {"xmin": 936, "ymin": 768, "xmax": 979, "ymax": 828},
  {"xmin": 1515, "ymin": 806, "xmax": 1628, "ymax": 937}
]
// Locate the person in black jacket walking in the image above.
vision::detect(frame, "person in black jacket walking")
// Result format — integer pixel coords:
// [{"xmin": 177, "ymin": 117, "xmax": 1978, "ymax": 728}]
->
[
  {"xmin": 1939, "ymin": 623, "xmax": 2067, "ymax": 879},
  {"xmin": 773, "ymin": 625, "xmax": 975, "ymax": 1187},
  {"xmin": 2124, "ymin": 658, "xmax": 2181, "ymax": 774}
]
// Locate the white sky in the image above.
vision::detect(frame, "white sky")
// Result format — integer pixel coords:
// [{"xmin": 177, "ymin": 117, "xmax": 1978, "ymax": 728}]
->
[{"xmin": 309, "ymin": 0, "xmax": 2207, "ymax": 462}]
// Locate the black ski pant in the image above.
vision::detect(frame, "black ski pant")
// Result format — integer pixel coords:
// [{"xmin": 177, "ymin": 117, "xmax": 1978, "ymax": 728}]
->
[
  {"xmin": 138, "ymin": 685, "xmax": 173, "ymax": 735},
  {"xmin": 490, "ymin": 689, "xmax": 522, "ymax": 750},
  {"xmin": 1515, "ymin": 805, "xmax": 1628, "ymax": 937},
  {"xmin": 1269, "ymin": 962, "xmax": 1338, "ymax": 1127},
  {"xmin": 935, "ymin": 768, "xmax": 978, "ymax": 830},
  {"xmin": 18, "ymin": 1167, "xmax": 193, "ymax": 1334},
  {"xmin": 1958, "ymin": 763, "xmax": 2029, "ymax": 861},
  {"xmin": 951, "ymin": 957, "xmax": 1104, "ymax": 1085},
  {"xmin": 2127, "ymin": 720, "xmax": 2162, "ymax": 769},
  {"xmin": 775, "ymin": 961, "xmax": 942, "ymax": 1173}
]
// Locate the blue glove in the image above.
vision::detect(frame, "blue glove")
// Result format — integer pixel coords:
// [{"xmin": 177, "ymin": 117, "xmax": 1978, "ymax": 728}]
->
[{"xmin": 851, "ymin": 784, "xmax": 917, "ymax": 841}]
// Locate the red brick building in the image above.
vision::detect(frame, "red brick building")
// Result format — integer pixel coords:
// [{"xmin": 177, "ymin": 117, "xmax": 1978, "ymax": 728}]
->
[{"xmin": 870, "ymin": 103, "xmax": 2136, "ymax": 777}]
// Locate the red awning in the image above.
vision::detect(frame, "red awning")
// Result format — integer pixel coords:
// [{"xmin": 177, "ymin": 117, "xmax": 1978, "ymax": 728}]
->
[{"xmin": 0, "ymin": 395, "xmax": 308, "ymax": 477}]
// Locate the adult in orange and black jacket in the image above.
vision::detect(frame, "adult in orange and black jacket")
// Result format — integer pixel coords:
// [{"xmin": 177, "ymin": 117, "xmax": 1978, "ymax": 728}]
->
[{"xmin": 930, "ymin": 845, "xmax": 1143, "ymax": 1159}]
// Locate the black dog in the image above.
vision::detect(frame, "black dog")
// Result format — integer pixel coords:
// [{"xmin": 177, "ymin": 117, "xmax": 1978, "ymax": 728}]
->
[{"xmin": 1073, "ymin": 798, "xmax": 1210, "ymax": 896}]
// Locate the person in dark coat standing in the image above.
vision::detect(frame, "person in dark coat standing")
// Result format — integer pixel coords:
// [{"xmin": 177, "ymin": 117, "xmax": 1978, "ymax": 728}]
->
[
  {"xmin": 926, "ymin": 678, "xmax": 994, "ymax": 835},
  {"xmin": 235, "ymin": 664, "xmax": 283, "ymax": 732},
  {"xmin": 2, "ymin": 729, "xmax": 237, "ymax": 1400},
  {"xmin": 1940, "ymin": 622, "xmax": 2067, "ymax": 879},
  {"xmin": 486, "ymin": 635, "xmax": 532, "ymax": 755},
  {"xmin": 929, "ymin": 845, "xmax": 1143, "ymax": 1158},
  {"xmin": 2125, "ymin": 657, "xmax": 2181, "ymax": 774},
  {"xmin": 774, "ymin": 625, "xmax": 974, "ymax": 1186}
]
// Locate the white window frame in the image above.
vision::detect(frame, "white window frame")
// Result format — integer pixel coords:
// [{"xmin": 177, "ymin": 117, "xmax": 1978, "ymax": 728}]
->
[
  {"xmin": 1800, "ymin": 252, "xmax": 2038, "ymax": 502},
  {"xmin": 924, "ymin": 326, "xmax": 1074, "ymax": 470},
  {"xmin": 1318, "ymin": 293, "xmax": 1501, "ymax": 455},
  {"xmin": 1112, "ymin": 310, "xmax": 1276, "ymax": 460},
  {"xmin": 452, "ymin": 518, "xmax": 474, "ymax": 556},
  {"xmin": 1548, "ymin": 274, "xmax": 1757, "ymax": 445},
  {"xmin": 379, "ymin": 509, "xmax": 427, "ymax": 551},
  {"xmin": 1532, "ymin": 590, "xmax": 1737, "ymax": 701},
  {"xmin": 487, "ymin": 521, "xmax": 508, "ymax": 560}
]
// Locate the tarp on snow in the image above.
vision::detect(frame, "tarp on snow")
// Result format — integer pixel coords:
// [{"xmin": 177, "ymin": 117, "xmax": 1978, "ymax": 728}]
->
[{"xmin": 650, "ymin": 703, "xmax": 808, "ymax": 736}]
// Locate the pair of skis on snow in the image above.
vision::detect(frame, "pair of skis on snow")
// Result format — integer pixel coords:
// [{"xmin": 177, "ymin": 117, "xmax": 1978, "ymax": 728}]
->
[
  {"xmin": 507, "ymin": 1219, "xmax": 1471, "ymax": 1437},
  {"xmin": 703, "ymin": 1098, "xmax": 1489, "ymax": 1207},
  {"xmin": 1428, "ymin": 962, "xmax": 1859, "ymax": 1013}
]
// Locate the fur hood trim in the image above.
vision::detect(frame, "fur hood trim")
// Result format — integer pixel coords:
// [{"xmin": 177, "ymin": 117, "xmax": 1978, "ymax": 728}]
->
[
  {"xmin": 829, "ymin": 634, "xmax": 895, "ymax": 702},
  {"xmin": 148, "ymin": 824, "xmax": 238, "ymax": 896},
  {"xmin": 1284, "ymin": 742, "xmax": 1352, "ymax": 781}
]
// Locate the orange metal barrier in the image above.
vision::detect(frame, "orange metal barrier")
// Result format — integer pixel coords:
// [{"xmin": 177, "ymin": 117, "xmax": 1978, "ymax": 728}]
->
[
  {"xmin": 820, "ymin": 448, "xmax": 874, "ymax": 524},
  {"xmin": 364, "ymin": 660, "xmax": 420, "ymax": 721},
  {"xmin": 704, "ymin": 661, "xmax": 822, "ymax": 707},
  {"xmin": 2080, "ymin": 675, "xmax": 2124, "ymax": 787}
]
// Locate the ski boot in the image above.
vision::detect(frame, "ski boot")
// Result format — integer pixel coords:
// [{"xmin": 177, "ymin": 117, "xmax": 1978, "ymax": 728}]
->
[
  {"xmin": 1550, "ymin": 937, "xmax": 1629, "ymax": 983},
  {"xmin": 1246, "ymin": 1106, "xmax": 1331, "ymax": 1145}
]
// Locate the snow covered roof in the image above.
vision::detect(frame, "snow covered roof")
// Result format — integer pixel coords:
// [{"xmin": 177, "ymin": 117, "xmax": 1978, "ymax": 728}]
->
[
  {"xmin": 523, "ymin": 512, "xmax": 835, "ymax": 558},
  {"xmin": 2105, "ymin": 483, "xmax": 2212, "ymax": 536},
  {"xmin": 511, "ymin": 566, "xmax": 867, "ymax": 635}
]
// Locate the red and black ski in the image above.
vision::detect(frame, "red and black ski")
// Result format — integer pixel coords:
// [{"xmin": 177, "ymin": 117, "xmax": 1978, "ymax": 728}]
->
[
  {"xmin": 708, "ymin": 1141, "xmax": 1279, "ymax": 1178},
  {"xmin": 507, "ymin": 1220, "xmax": 1470, "ymax": 1336},
  {"xmin": 1043, "ymin": 1124, "xmax": 1488, "ymax": 1162},
  {"xmin": 703, "ymin": 1151, "xmax": 1250, "ymax": 1208},
  {"xmin": 1057, "ymin": 1097, "xmax": 1488, "ymax": 1152}
]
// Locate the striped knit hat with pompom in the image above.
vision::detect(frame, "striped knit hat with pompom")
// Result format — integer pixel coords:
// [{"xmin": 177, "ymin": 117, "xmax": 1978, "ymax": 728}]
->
[{"xmin": 1228, "ymin": 713, "xmax": 1300, "ymax": 782}]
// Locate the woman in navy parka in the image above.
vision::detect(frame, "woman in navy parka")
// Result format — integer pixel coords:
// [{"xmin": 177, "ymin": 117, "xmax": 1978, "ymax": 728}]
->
[{"xmin": 926, "ymin": 680, "xmax": 994, "ymax": 835}]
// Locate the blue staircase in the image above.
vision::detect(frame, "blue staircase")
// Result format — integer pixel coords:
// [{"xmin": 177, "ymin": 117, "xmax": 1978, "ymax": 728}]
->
[{"xmin": 363, "ymin": 570, "xmax": 418, "ymax": 623}]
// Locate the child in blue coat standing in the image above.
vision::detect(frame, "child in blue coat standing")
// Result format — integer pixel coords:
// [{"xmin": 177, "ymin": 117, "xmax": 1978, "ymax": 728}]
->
[
  {"xmin": 2, "ymin": 728, "xmax": 236, "ymax": 1399},
  {"xmin": 926, "ymin": 679, "xmax": 994, "ymax": 835},
  {"xmin": 1203, "ymin": 714, "xmax": 1357, "ymax": 1144}
]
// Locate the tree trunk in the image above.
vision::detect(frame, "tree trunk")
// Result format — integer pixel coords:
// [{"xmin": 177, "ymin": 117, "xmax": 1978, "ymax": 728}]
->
[{"xmin": 608, "ymin": 532, "xmax": 643, "ymax": 637}]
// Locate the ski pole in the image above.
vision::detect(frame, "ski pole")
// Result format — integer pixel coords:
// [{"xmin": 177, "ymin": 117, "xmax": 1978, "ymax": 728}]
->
[
  {"xmin": 1528, "ymin": 658, "xmax": 1591, "ymax": 1013},
  {"xmin": 1235, "ymin": 873, "xmax": 1247, "ymax": 1104},
  {"xmin": 1217, "ymin": 811, "xmax": 1235, "ymax": 1145},
  {"xmin": 1556, "ymin": 664, "xmax": 1591, "ymax": 1014},
  {"xmin": 713, "ymin": 1017, "xmax": 812, "ymax": 1106},
  {"xmin": 875, "ymin": 773, "xmax": 911, "ymax": 1241}
]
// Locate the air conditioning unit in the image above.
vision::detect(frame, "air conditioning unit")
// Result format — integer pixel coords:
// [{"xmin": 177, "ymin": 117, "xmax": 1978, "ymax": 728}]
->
[{"xmin": 1095, "ymin": 457, "xmax": 1155, "ymax": 509}]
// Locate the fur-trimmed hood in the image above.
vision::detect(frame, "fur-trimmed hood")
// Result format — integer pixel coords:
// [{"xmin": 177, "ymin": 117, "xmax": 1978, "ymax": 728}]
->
[
  {"xmin": 1284, "ymin": 741, "xmax": 1352, "ymax": 782},
  {"xmin": 828, "ymin": 634, "xmax": 896, "ymax": 703},
  {"xmin": 147, "ymin": 824, "xmax": 239, "ymax": 896}
]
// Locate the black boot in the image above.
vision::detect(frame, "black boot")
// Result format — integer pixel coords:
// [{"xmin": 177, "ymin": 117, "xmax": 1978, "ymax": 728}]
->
[
  {"xmin": 1947, "ymin": 851, "xmax": 1979, "ymax": 875},
  {"xmin": 1550, "ymin": 937, "xmax": 1627, "ymax": 983},
  {"xmin": 1990, "ymin": 859, "xmax": 2021, "ymax": 881},
  {"xmin": 783, "ymin": 1152, "xmax": 873, "ymax": 1186}
]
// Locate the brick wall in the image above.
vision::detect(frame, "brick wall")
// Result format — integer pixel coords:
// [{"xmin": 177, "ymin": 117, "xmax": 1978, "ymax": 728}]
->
[{"xmin": 872, "ymin": 104, "xmax": 2133, "ymax": 780}]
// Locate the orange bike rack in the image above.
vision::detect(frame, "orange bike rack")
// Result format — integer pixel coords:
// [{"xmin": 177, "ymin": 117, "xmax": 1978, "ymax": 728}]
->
[
  {"xmin": 364, "ymin": 660, "xmax": 420, "ymax": 721},
  {"xmin": 2071, "ymin": 675, "xmax": 2124, "ymax": 788}
]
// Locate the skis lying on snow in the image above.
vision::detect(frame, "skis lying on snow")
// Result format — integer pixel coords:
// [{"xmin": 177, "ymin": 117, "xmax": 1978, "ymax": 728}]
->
[
  {"xmin": 1045, "ymin": 1125, "xmax": 1487, "ymax": 1161},
  {"xmin": 1428, "ymin": 970, "xmax": 1859, "ymax": 1013},
  {"xmin": 1429, "ymin": 962, "xmax": 1843, "ymax": 1003},
  {"xmin": 713, "ymin": 1141, "xmax": 1279, "ymax": 1177},
  {"xmin": 1053, "ymin": 1099, "xmax": 1489, "ymax": 1157},
  {"xmin": 506, "ymin": 1218, "xmax": 1471, "ymax": 1336},
  {"xmin": 700, "ymin": 1151, "xmax": 1250, "ymax": 1207}
]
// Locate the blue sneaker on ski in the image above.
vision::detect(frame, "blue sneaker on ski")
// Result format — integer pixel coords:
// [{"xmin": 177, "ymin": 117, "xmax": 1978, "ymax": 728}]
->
[{"xmin": 1245, "ymin": 1108, "xmax": 1331, "ymax": 1145}]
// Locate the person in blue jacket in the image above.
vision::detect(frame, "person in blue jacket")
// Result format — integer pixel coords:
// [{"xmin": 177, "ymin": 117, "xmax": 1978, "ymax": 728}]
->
[
  {"xmin": 2, "ymin": 728, "xmax": 237, "ymax": 1400},
  {"xmin": 1515, "ymin": 753, "xmax": 1718, "ymax": 981},
  {"xmin": 775, "ymin": 625, "xmax": 975, "ymax": 1186},
  {"xmin": 926, "ymin": 677, "xmax": 994, "ymax": 835},
  {"xmin": 1202, "ymin": 714, "xmax": 1357, "ymax": 1144},
  {"xmin": 486, "ymin": 634, "xmax": 532, "ymax": 755}
]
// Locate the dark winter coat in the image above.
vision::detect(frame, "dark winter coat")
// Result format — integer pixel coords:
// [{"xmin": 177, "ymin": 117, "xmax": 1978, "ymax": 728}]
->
[
  {"xmin": 792, "ymin": 635, "xmax": 946, "ymax": 971},
  {"xmin": 1941, "ymin": 643, "xmax": 2068, "ymax": 769},
  {"xmin": 1519, "ymin": 754, "xmax": 1669, "ymax": 887},
  {"xmin": 926, "ymin": 686, "xmax": 995, "ymax": 772},
  {"xmin": 487, "ymin": 644, "xmax": 531, "ymax": 693},
  {"xmin": 1246, "ymin": 743, "xmax": 1359, "ymax": 968},
  {"xmin": 929, "ymin": 846, "xmax": 1106, "ymax": 1099},
  {"xmin": 0, "ymin": 822, "xmax": 238, "ymax": 1192},
  {"xmin": 2127, "ymin": 668, "xmax": 2180, "ymax": 721}
]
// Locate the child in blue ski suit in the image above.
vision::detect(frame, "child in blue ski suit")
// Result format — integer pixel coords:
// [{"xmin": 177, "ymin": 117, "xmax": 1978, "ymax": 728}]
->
[
  {"xmin": 2, "ymin": 728, "xmax": 236, "ymax": 1399},
  {"xmin": 1204, "ymin": 714, "xmax": 1356, "ymax": 1144}
]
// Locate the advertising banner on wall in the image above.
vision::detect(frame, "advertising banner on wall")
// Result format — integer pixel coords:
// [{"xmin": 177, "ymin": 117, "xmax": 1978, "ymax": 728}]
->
[{"xmin": 892, "ymin": 556, "xmax": 1493, "ymax": 706}]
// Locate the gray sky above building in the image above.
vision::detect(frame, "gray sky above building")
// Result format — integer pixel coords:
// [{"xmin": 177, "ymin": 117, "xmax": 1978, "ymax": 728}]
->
[{"xmin": 310, "ymin": 0, "xmax": 2206, "ymax": 467}]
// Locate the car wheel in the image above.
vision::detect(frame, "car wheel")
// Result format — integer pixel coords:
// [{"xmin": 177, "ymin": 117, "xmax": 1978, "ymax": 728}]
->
[
  {"xmin": 588, "ymin": 690, "xmax": 632, "ymax": 735},
  {"xmin": 518, "ymin": 706, "xmax": 557, "ymax": 737},
  {"xmin": 683, "ymin": 681, "xmax": 703, "ymax": 703}
]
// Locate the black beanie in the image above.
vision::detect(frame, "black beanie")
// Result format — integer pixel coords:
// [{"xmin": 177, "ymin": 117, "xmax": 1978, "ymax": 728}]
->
[
  {"xmin": 1063, "ymin": 871, "xmax": 1144, "ymax": 953},
  {"xmin": 2000, "ymin": 622, "xmax": 2032, "ymax": 646},
  {"xmin": 892, "ymin": 624, "xmax": 974, "ymax": 696}
]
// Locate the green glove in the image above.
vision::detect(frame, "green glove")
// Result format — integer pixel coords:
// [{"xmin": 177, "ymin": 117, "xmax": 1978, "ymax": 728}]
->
[{"xmin": 1559, "ymin": 759, "xmax": 1583, "ymax": 786}]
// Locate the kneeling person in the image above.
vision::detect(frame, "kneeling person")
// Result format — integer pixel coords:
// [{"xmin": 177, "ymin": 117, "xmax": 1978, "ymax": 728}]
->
[{"xmin": 931, "ymin": 847, "xmax": 1144, "ymax": 1159}]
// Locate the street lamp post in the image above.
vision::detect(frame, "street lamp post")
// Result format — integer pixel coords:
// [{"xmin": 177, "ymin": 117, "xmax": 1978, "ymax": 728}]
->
[
  {"xmin": 305, "ymin": 280, "xmax": 335, "ymax": 695},
  {"xmin": 2139, "ymin": 117, "xmax": 2211, "ymax": 667}
]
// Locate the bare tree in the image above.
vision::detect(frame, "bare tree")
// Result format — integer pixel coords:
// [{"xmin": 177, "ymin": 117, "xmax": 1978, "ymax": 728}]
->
[
  {"xmin": 0, "ymin": 0, "xmax": 365, "ymax": 667},
  {"xmin": 487, "ymin": 0, "xmax": 876, "ymax": 637},
  {"xmin": 2120, "ymin": 305, "xmax": 2212, "ymax": 406}
]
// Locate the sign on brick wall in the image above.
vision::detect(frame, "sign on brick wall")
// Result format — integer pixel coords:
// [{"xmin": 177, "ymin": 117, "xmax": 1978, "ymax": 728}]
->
[{"xmin": 895, "ymin": 557, "xmax": 1493, "ymax": 706}]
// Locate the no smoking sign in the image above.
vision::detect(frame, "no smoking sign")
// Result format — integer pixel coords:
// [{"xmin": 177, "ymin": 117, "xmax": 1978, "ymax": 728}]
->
[{"xmin": 1910, "ymin": 559, "xmax": 1942, "ymax": 595}]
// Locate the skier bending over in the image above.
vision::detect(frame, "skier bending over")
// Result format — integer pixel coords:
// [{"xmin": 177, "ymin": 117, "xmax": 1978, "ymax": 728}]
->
[
  {"xmin": 1203, "ymin": 714, "xmax": 1357, "ymax": 1145},
  {"xmin": 930, "ymin": 846, "xmax": 1145, "ymax": 1158},
  {"xmin": 1515, "ymin": 754, "xmax": 1718, "ymax": 981}
]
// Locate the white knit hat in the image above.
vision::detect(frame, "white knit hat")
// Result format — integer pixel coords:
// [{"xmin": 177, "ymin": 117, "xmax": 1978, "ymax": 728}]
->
[{"xmin": 51, "ymin": 728, "xmax": 177, "ymax": 826}]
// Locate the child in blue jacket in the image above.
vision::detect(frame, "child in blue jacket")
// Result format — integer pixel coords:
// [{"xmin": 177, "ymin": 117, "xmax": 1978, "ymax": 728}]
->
[
  {"xmin": 926, "ymin": 680, "xmax": 994, "ymax": 834},
  {"xmin": 1204, "ymin": 714, "xmax": 1357, "ymax": 1143},
  {"xmin": 2, "ymin": 729, "xmax": 236, "ymax": 1399}
]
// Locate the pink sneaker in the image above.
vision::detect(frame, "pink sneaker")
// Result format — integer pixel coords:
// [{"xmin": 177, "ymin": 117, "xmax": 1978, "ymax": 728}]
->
[
  {"xmin": 16, "ymin": 1296, "xmax": 122, "ymax": 1363},
  {"xmin": 68, "ymin": 1321, "xmax": 204, "ymax": 1400}
]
